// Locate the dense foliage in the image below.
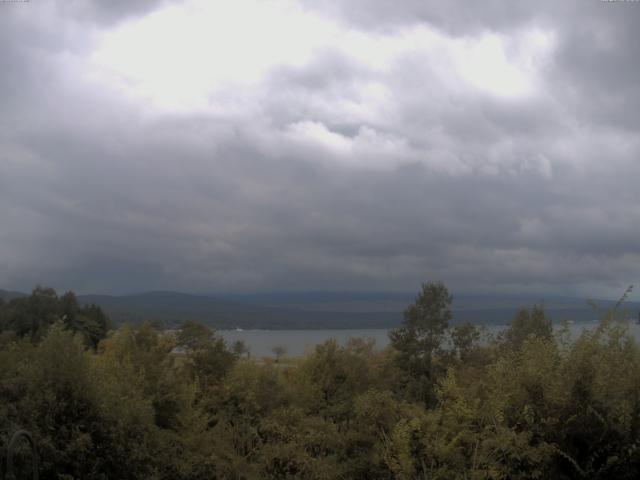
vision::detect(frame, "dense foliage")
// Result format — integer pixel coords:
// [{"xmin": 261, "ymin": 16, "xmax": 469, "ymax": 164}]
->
[{"xmin": 2, "ymin": 283, "xmax": 640, "ymax": 479}]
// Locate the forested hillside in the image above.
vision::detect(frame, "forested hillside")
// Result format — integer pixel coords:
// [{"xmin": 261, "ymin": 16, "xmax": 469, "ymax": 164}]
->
[{"xmin": 2, "ymin": 283, "xmax": 640, "ymax": 478}]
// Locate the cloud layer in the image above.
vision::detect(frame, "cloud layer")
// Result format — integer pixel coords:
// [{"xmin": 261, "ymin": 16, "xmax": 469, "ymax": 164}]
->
[{"xmin": 1, "ymin": 0, "xmax": 640, "ymax": 296}]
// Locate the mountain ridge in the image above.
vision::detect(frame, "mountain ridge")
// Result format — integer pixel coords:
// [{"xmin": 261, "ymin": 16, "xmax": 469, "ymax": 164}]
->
[{"xmin": 3, "ymin": 288, "xmax": 638, "ymax": 329}]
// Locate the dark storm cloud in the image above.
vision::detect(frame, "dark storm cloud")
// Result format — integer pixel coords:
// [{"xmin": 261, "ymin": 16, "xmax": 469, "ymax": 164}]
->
[{"xmin": 1, "ymin": 0, "xmax": 640, "ymax": 297}]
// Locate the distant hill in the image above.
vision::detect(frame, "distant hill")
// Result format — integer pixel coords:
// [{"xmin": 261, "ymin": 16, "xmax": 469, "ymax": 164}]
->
[
  {"xmin": 241, "ymin": 292, "xmax": 639, "ymax": 324},
  {"xmin": 3, "ymin": 288, "xmax": 639, "ymax": 329},
  {"xmin": 76, "ymin": 291, "xmax": 399, "ymax": 329},
  {"xmin": 0, "ymin": 289, "xmax": 27, "ymax": 301}
]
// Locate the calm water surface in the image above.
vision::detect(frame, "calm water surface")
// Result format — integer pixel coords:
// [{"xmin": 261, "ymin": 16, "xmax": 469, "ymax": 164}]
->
[
  {"xmin": 219, "ymin": 320, "xmax": 640, "ymax": 358},
  {"xmin": 219, "ymin": 329, "xmax": 391, "ymax": 358}
]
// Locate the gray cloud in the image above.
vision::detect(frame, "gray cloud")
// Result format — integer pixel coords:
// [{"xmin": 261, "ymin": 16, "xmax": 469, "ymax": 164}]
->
[
  {"xmin": 1, "ymin": 0, "xmax": 640, "ymax": 298},
  {"xmin": 55, "ymin": 0, "xmax": 174, "ymax": 26}
]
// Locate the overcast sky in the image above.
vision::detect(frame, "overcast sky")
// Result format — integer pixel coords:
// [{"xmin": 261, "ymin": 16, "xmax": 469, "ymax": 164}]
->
[{"xmin": 1, "ymin": 0, "xmax": 640, "ymax": 297}]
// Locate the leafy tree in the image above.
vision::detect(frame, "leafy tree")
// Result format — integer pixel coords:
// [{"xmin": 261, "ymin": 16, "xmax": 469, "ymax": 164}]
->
[
  {"xmin": 293, "ymin": 339, "xmax": 374, "ymax": 423},
  {"xmin": 232, "ymin": 339, "xmax": 250, "ymax": 358},
  {"xmin": 271, "ymin": 345, "xmax": 287, "ymax": 363},
  {"xmin": 177, "ymin": 320, "xmax": 237, "ymax": 392},
  {"xmin": 96, "ymin": 322, "xmax": 211, "ymax": 479},
  {"xmin": 504, "ymin": 305, "xmax": 552, "ymax": 351},
  {"xmin": 75, "ymin": 303, "xmax": 111, "ymax": 348},
  {"xmin": 2, "ymin": 286, "xmax": 60, "ymax": 341},
  {"xmin": 98, "ymin": 323, "xmax": 185, "ymax": 430},
  {"xmin": 0, "ymin": 323, "xmax": 160, "ymax": 479},
  {"xmin": 389, "ymin": 281, "xmax": 453, "ymax": 404},
  {"xmin": 450, "ymin": 321, "xmax": 481, "ymax": 361},
  {"xmin": 0, "ymin": 287, "xmax": 110, "ymax": 347},
  {"xmin": 176, "ymin": 320, "xmax": 214, "ymax": 351},
  {"xmin": 258, "ymin": 406, "xmax": 344, "ymax": 479}
]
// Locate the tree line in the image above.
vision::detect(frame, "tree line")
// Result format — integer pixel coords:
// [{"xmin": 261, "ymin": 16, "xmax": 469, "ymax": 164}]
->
[{"xmin": 1, "ymin": 282, "xmax": 639, "ymax": 479}]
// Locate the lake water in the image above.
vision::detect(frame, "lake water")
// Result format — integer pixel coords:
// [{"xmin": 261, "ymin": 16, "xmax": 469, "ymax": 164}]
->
[
  {"xmin": 219, "ymin": 329, "xmax": 391, "ymax": 358},
  {"xmin": 219, "ymin": 320, "xmax": 640, "ymax": 358}
]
